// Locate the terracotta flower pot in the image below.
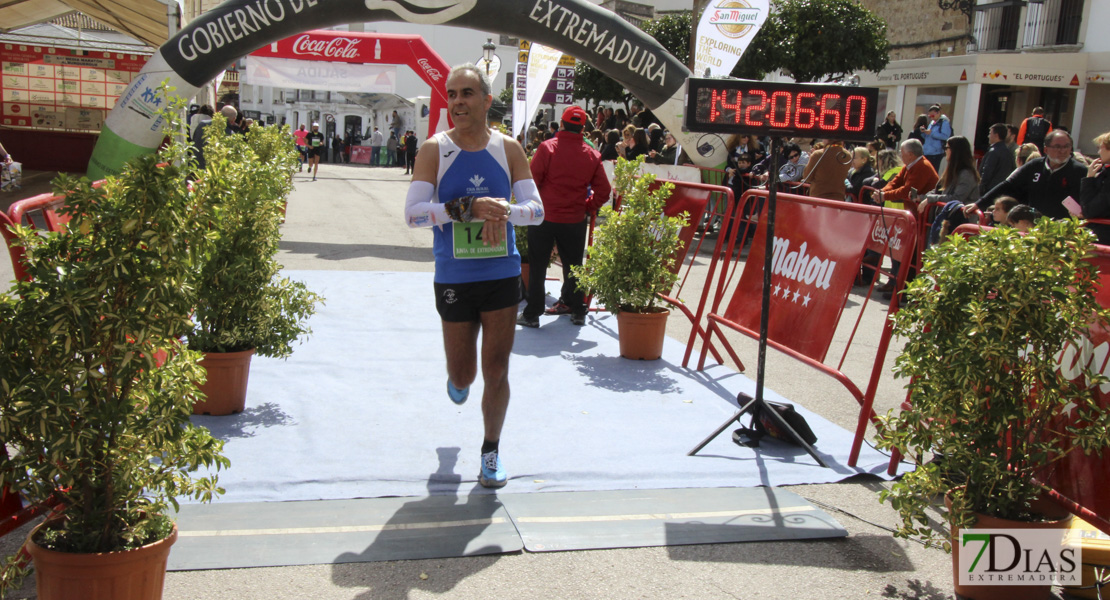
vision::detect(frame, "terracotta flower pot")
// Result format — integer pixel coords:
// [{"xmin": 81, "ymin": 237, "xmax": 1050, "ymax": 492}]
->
[
  {"xmin": 946, "ymin": 492, "xmax": 1072, "ymax": 600},
  {"xmin": 194, "ymin": 348, "xmax": 255, "ymax": 415},
  {"xmin": 615, "ymin": 308, "xmax": 670, "ymax": 360},
  {"xmin": 27, "ymin": 524, "xmax": 178, "ymax": 600}
]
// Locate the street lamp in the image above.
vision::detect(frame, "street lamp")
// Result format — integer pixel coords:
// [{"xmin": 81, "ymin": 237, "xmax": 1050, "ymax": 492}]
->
[{"xmin": 482, "ymin": 38, "xmax": 496, "ymax": 76}]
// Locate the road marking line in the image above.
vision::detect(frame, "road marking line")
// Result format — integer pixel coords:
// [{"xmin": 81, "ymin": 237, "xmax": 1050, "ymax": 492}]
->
[
  {"xmin": 514, "ymin": 505, "xmax": 818, "ymax": 524},
  {"xmin": 178, "ymin": 517, "xmax": 509, "ymax": 538}
]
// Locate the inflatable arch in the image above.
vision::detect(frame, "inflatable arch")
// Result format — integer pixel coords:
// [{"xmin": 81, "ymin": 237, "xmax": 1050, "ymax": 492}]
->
[
  {"xmin": 88, "ymin": 0, "xmax": 727, "ymax": 180},
  {"xmin": 247, "ymin": 30, "xmax": 452, "ymax": 137}
]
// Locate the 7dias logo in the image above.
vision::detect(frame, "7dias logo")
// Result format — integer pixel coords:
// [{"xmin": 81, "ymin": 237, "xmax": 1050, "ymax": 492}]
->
[
  {"xmin": 959, "ymin": 529, "xmax": 1080, "ymax": 586},
  {"xmin": 708, "ymin": 1, "xmax": 762, "ymax": 39}
]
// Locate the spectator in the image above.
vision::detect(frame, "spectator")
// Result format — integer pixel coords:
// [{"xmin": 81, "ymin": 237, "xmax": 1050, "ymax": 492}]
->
[
  {"xmin": 189, "ymin": 104, "xmax": 214, "ymax": 142},
  {"xmin": 990, "ymin": 196, "xmax": 1019, "ymax": 226},
  {"xmin": 403, "ymin": 130, "xmax": 417, "ymax": 175},
  {"xmin": 846, "ymin": 146, "xmax": 876, "ymax": 202},
  {"xmin": 192, "ymin": 105, "xmax": 238, "ymax": 172},
  {"xmin": 1007, "ymin": 204, "xmax": 1040, "ymax": 232},
  {"xmin": 776, "ymin": 142, "xmax": 807, "ymax": 183},
  {"xmin": 866, "ymin": 139, "xmax": 885, "ymax": 159},
  {"xmin": 518, "ymin": 106, "xmax": 611, "ymax": 328},
  {"xmin": 724, "ymin": 134, "xmax": 749, "ymax": 186},
  {"xmin": 1006, "ymin": 125, "xmax": 1020, "ymax": 154},
  {"xmin": 390, "ymin": 110, "xmax": 403, "ymax": 142},
  {"xmin": 876, "ymin": 111, "xmax": 902, "ymax": 149},
  {"xmin": 922, "ymin": 104, "xmax": 952, "ymax": 172},
  {"xmin": 647, "ymin": 130, "xmax": 680, "ymax": 165},
  {"xmin": 628, "ymin": 128, "xmax": 651, "ymax": 161},
  {"xmin": 599, "ymin": 129, "xmax": 621, "ymax": 161},
  {"xmin": 908, "ymin": 114, "xmax": 929, "ymax": 144},
  {"xmin": 386, "ymin": 132, "xmax": 399, "ymax": 167},
  {"xmin": 1079, "ymin": 130, "xmax": 1110, "ymax": 244},
  {"xmin": 647, "ymin": 123, "xmax": 664, "ymax": 152},
  {"xmin": 332, "ymin": 134, "xmax": 345, "ymax": 163},
  {"xmin": 862, "ymin": 149, "xmax": 903, "ymax": 205},
  {"xmin": 1016, "ymin": 143, "xmax": 1040, "ymax": 168},
  {"xmin": 601, "ymin": 106, "xmax": 616, "ymax": 130},
  {"xmin": 970, "ymin": 130, "xmax": 1086, "ymax": 220},
  {"xmin": 921, "ymin": 135, "xmax": 980, "ymax": 214},
  {"xmin": 880, "ymin": 139, "xmax": 939, "ymax": 297},
  {"xmin": 370, "ymin": 127, "xmax": 384, "ymax": 166},
  {"xmin": 1016, "ymin": 107, "xmax": 1053, "ymax": 152},
  {"xmin": 802, "ymin": 139, "xmax": 852, "ymax": 201},
  {"xmin": 613, "ymin": 108, "xmax": 630, "ymax": 130},
  {"xmin": 979, "ymin": 123, "xmax": 1015, "ymax": 195}
]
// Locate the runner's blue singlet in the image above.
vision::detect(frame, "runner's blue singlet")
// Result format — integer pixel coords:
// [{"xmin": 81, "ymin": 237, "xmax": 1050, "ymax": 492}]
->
[{"xmin": 433, "ymin": 131, "xmax": 521, "ymax": 284}]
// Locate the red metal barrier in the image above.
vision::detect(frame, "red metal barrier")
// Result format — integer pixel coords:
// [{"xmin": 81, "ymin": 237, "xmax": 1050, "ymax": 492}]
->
[
  {"xmin": 693, "ymin": 189, "xmax": 919, "ymax": 467},
  {"xmin": 928, "ymin": 223, "xmax": 1110, "ymax": 535}
]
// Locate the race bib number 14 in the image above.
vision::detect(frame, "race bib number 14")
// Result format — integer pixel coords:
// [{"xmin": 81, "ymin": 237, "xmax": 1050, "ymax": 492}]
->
[{"xmin": 452, "ymin": 222, "xmax": 508, "ymax": 259}]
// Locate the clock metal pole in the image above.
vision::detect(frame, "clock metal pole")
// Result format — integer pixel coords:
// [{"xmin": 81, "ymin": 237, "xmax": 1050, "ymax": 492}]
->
[{"xmin": 688, "ymin": 137, "xmax": 828, "ymax": 467}]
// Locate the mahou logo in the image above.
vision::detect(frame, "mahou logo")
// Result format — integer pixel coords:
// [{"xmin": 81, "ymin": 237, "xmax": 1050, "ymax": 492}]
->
[
  {"xmin": 292, "ymin": 36, "xmax": 362, "ymax": 59},
  {"xmin": 417, "ymin": 58, "xmax": 442, "ymax": 81},
  {"xmin": 770, "ymin": 237, "xmax": 837, "ymax": 290}
]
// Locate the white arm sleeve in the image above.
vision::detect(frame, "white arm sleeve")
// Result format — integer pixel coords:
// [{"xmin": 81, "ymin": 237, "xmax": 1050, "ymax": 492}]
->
[
  {"xmin": 509, "ymin": 179, "xmax": 544, "ymax": 226},
  {"xmin": 404, "ymin": 181, "xmax": 449, "ymax": 228}
]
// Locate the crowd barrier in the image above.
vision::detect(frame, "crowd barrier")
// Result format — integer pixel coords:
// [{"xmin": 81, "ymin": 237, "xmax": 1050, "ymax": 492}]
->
[{"xmin": 688, "ymin": 189, "xmax": 919, "ymax": 468}]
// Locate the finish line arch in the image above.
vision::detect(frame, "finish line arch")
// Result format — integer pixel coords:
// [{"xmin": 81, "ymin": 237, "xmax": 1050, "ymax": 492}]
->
[
  {"xmin": 247, "ymin": 30, "xmax": 452, "ymax": 139},
  {"xmin": 88, "ymin": 0, "xmax": 726, "ymax": 180}
]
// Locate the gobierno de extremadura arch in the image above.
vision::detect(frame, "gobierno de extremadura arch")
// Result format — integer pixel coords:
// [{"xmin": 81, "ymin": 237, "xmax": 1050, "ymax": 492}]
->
[{"xmin": 87, "ymin": 0, "xmax": 727, "ymax": 180}]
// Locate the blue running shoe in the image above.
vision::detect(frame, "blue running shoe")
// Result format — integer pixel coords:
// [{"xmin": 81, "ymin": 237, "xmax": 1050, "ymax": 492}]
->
[
  {"xmin": 447, "ymin": 380, "xmax": 469, "ymax": 405},
  {"xmin": 479, "ymin": 451, "xmax": 507, "ymax": 488}
]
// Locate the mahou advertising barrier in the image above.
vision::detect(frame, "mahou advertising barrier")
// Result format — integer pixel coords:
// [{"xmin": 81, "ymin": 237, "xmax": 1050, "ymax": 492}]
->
[{"xmin": 696, "ymin": 191, "xmax": 918, "ymax": 467}]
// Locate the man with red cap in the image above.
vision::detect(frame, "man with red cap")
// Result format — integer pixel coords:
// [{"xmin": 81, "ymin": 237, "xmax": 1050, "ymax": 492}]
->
[{"xmin": 518, "ymin": 105, "xmax": 612, "ymax": 328}]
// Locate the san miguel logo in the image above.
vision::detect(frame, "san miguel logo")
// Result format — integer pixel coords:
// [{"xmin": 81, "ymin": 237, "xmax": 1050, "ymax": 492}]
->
[
  {"xmin": 292, "ymin": 35, "xmax": 361, "ymax": 59},
  {"xmin": 708, "ymin": 1, "xmax": 762, "ymax": 39},
  {"xmin": 417, "ymin": 58, "xmax": 442, "ymax": 81}
]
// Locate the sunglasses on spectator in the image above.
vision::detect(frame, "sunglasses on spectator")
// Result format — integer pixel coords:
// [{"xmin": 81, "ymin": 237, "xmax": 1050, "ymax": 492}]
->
[{"xmin": 789, "ymin": 153, "xmax": 800, "ymax": 159}]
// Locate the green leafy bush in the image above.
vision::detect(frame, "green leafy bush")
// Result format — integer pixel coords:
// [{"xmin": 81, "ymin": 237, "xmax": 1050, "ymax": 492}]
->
[
  {"xmin": 571, "ymin": 156, "xmax": 686, "ymax": 313},
  {"xmin": 187, "ymin": 116, "xmax": 322, "ymax": 356},
  {"xmin": 0, "ymin": 94, "xmax": 229, "ymax": 578},
  {"xmin": 876, "ymin": 219, "xmax": 1110, "ymax": 549}
]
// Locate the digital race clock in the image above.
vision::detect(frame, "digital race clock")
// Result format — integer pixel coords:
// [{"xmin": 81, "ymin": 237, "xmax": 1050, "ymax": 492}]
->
[{"xmin": 684, "ymin": 78, "xmax": 880, "ymax": 141}]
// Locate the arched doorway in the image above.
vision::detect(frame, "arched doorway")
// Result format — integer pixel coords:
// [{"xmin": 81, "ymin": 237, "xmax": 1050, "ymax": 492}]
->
[{"xmin": 87, "ymin": 0, "xmax": 721, "ymax": 180}]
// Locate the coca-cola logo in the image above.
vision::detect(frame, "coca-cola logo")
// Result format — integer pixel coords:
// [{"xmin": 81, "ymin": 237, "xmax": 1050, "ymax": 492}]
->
[
  {"xmin": 871, "ymin": 222, "xmax": 904, "ymax": 251},
  {"xmin": 417, "ymin": 58, "xmax": 442, "ymax": 81},
  {"xmin": 292, "ymin": 35, "xmax": 362, "ymax": 59}
]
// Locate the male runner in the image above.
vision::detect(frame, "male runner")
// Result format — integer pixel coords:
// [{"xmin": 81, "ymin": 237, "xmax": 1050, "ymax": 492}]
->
[
  {"xmin": 305, "ymin": 123, "xmax": 326, "ymax": 181},
  {"xmin": 404, "ymin": 64, "xmax": 544, "ymax": 488}
]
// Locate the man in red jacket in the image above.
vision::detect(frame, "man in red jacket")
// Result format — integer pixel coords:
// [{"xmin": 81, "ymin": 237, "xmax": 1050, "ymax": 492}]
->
[
  {"xmin": 518, "ymin": 105, "xmax": 612, "ymax": 328},
  {"xmin": 879, "ymin": 138, "xmax": 939, "ymax": 299}
]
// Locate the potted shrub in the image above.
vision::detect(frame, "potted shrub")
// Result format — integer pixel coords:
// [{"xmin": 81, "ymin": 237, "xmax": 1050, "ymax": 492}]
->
[
  {"xmin": 875, "ymin": 218, "xmax": 1110, "ymax": 600},
  {"xmin": 187, "ymin": 115, "xmax": 323, "ymax": 415},
  {"xmin": 571, "ymin": 156, "xmax": 688, "ymax": 360},
  {"xmin": 0, "ymin": 99, "xmax": 229, "ymax": 598}
]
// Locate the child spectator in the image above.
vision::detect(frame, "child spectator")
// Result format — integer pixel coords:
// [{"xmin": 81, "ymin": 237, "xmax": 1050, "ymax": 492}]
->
[
  {"xmin": 990, "ymin": 196, "xmax": 1019, "ymax": 226},
  {"xmin": 1007, "ymin": 204, "xmax": 1040, "ymax": 232}
]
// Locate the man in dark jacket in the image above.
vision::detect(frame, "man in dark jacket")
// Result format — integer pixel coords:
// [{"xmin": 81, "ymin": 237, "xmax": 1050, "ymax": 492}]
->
[
  {"xmin": 979, "ymin": 122, "xmax": 1016, "ymax": 195},
  {"xmin": 1017, "ymin": 107, "xmax": 1053, "ymax": 153},
  {"xmin": 518, "ymin": 106, "xmax": 612, "ymax": 327},
  {"xmin": 971, "ymin": 130, "xmax": 1085, "ymax": 220}
]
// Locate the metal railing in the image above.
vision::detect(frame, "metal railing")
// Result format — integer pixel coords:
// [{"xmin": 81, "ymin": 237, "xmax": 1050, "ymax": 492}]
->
[{"xmin": 968, "ymin": 0, "xmax": 1083, "ymax": 52}]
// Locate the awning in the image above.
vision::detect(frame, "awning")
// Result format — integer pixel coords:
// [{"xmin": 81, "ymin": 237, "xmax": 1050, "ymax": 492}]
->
[{"xmin": 0, "ymin": 0, "xmax": 177, "ymax": 48}]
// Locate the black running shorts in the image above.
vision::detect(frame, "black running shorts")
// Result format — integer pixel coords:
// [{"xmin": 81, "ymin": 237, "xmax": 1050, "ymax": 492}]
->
[{"xmin": 434, "ymin": 276, "xmax": 522, "ymax": 323}]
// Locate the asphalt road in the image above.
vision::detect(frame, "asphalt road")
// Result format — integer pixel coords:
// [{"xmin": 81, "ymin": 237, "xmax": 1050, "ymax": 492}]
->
[{"xmin": 0, "ymin": 161, "xmax": 1060, "ymax": 600}]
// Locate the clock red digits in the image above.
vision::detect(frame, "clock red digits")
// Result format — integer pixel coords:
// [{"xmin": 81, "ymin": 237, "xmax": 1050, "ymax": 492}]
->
[
  {"xmin": 745, "ymin": 89, "xmax": 767, "ymax": 126},
  {"xmin": 818, "ymin": 94, "xmax": 841, "ymax": 130},
  {"xmin": 768, "ymin": 91, "xmax": 791, "ymax": 127},
  {"xmin": 710, "ymin": 89, "xmax": 723, "ymax": 123},
  {"xmin": 794, "ymin": 92, "xmax": 816, "ymax": 129},
  {"xmin": 719, "ymin": 90, "xmax": 743, "ymax": 123},
  {"xmin": 845, "ymin": 95, "xmax": 867, "ymax": 131}
]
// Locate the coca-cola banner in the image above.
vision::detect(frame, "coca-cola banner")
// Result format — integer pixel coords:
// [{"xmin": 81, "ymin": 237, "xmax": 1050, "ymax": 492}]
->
[
  {"xmin": 88, "ymin": 0, "xmax": 733, "ymax": 180},
  {"xmin": 724, "ymin": 194, "xmax": 915, "ymax": 362},
  {"xmin": 244, "ymin": 55, "xmax": 397, "ymax": 93}
]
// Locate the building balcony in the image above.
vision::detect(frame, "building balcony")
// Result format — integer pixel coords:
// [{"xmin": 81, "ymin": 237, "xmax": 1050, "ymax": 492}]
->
[{"xmin": 968, "ymin": 0, "xmax": 1083, "ymax": 53}]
